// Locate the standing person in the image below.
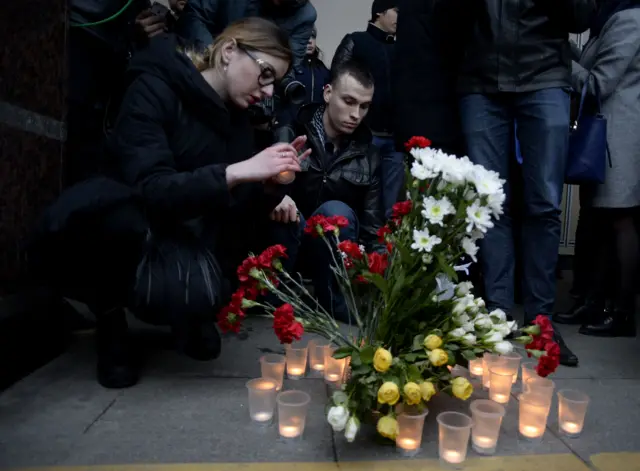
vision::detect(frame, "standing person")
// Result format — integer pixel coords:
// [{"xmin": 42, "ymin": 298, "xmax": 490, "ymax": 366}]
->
[
  {"xmin": 34, "ymin": 19, "xmax": 309, "ymax": 389},
  {"xmin": 456, "ymin": 0, "xmax": 596, "ymax": 366},
  {"xmin": 566, "ymin": 0, "xmax": 640, "ymax": 337},
  {"xmin": 331, "ymin": 0, "xmax": 403, "ymax": 219},
  {"xmin": 297, "ymin": 26, "xmax": 330, "ymax": 106}
]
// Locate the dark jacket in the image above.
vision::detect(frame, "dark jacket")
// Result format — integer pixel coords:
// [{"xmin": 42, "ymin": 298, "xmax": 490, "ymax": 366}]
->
[
  {"xmin": 175, "ymin": 0, "xmax": 317, "ymax": 75},
  {"xmin": 289, "ymin": 104, "xmax": 384, "ymax": 250},
  {"xmin": 297, "ymin": 55, "xmax": 331, "ymax": 104},
  {"xmin": 331, "ymin": 24, "xmax": 396, "ymax": 134},
  {"xmin": 392, "ymin": 0, "xmax": 468, "ymax": 155},
  {"xmin": 455, "ymin": 0, "xmax": 596, "ymax": 94}
]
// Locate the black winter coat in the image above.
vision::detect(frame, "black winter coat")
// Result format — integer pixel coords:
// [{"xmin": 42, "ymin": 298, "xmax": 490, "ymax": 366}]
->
[{"xmin": 288, "ymin": 104, "xmax": 385, "ymax": 250}]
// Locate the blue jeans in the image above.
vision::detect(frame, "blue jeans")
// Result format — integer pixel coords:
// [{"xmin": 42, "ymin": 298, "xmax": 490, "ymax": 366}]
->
[
  {"xmin": 459, "ymin": 89, "xmax": 570, "ymax": 321},
  {"xmin": 372, "ymin": 136, "xmax": 405, "ymax": 219}
]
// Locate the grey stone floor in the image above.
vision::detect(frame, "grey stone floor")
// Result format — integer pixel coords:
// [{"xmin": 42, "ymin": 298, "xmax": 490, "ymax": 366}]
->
[{"xmin": 0, "ymin": 275, "xmax": 639, "ymax": 469}]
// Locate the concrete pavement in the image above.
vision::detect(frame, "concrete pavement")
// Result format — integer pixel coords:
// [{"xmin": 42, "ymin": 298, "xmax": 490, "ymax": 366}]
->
[{"xmin": 1, "ymin": 275, "xmax": 639, "ymax": 470}]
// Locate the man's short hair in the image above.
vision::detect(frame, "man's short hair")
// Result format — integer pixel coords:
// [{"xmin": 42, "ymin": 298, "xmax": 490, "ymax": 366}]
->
[{"xmin": 330, "ymin": 60, "xmax": 375, "ymax": 89}]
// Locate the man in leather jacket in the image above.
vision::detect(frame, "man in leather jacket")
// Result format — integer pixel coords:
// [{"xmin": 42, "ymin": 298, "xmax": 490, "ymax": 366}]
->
[
  {"xmin": 455, "ymin": 0, "xmax": 596, "ymax": 367},
  {"xmin": 272, "ymin": 61, "xmax": 384, "ymax": 321},
  {"xmin": 331, "ymin": 0, "xmax": 402, "ymax": 220}
]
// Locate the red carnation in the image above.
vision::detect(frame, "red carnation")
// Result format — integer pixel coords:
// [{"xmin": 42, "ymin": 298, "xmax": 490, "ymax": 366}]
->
[
  {"xmin": 217, "ymin": 304, "xmax": 245, "ymax": 334},
  {"xmin": 338, "ymin": 240, "xmax": 363, "ymax": 260},
  {"xmin": 532, "ymin": 314, "xmax": 555, "ymax": 341},
  {"xmin": 536, "ymin": 342, "xmax": 561, "ymax": 377},
  {"xmin": 404, "ymin": 136, "xmax": 432, "ymax": 151},
  {"xmin": 377, "ymin": 225, "xmax": 392, "ymax": 243},
  {"xmin": 367, "ymin": 252, "xmax": 388, "ymax": 275},
  {"xmin": 237, "ymin": 256, "xmax": 259, "ymax": 284},
  {"xmin": 257, "ymin": 244, "xmax": 288, "ymax": 269},
  {"xmin": 272, "ymin": 303, "xmax": 304, "ymax": 344},
  {"xmin": 328, "ymin": 215, "xmax": 349, "ymax": 229},
  {"xmin": 391, "ymin": 201, "xmax": 413, "ymax": 221},
  {"xmin": 305, "ymin": 215, "xmax": 330, "ymax": 237}
]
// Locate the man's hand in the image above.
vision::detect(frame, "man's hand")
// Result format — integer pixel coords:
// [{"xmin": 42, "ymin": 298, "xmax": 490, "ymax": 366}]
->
[
  {"xmin": 136, "ymin": 9, "xmax": 167, "ymax": 39},
  {"xmin": 271, "ymin": 196, "xmax": 299, "ymax": 223}
]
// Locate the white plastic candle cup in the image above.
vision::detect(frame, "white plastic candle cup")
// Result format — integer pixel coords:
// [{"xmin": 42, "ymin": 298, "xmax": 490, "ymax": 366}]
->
[
  {"xmin": 308, "ymin": 339, "xmax": 330, "ymax": 374},
  {"xmin": 324, "ymin": 346, "xmax": 346, "ymax": 385},
  {"xmin": 468, "ymin": 358, "xmax": 484, "ymax": 379},
  {"xmin": 277, "ymin": 390, "xmax": 311, "ymax": 440},
  {"xmin": 396, "ymin": 406, "xmax": 429, "ymax": 456},
  {"xmin": 557, "ymin": 389, "xmax": 590, "ymax": 438},
  {"xmin": 482, "ymin": 353, "xmax": 501, "ymax": 390},
  {"xmin": 437, "ymin": 412, "xmax": 472, "ymax": 469},
  {"xmin": 518, "ymin": 392, "xmax": 552, "ymax": 443},
  {"xmin": 470, "ymin": 399, "xmax": 506, "ymax": 455},
  {"xmin": 500, "ymin": 352, "xmax": 522, "ymax": 384},
  {"xmin": 285, "ymin": 343, "xmax": 308, "ymax": 379},
  {"xmin": 521, "ymin": 361, "xmax": 537, "ymax": 391},
  {"xmin": 260, "ymin": 354, "xmax": 285, "ymax": 391},
  {"xmin": 489, "ymin": 367, "xmax": 514, "ymax": 404},
  {"xmin": 246, "ymin": 378, "xmax": 278, "ymax": 425},
  {"xmin": 526, "ymin": 376, "xmax": 555, "ymax": 406}
]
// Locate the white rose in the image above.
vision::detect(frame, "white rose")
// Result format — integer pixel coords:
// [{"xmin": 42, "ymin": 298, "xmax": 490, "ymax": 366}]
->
[
  {"xmin": 450, "ymin": 327, "xmax": 466, "ymax": 338},
  {"xmin": 455, "ymin": 313, "xmax": 471, "ymax": 325},
  {"xmin": 344, "ymin": 417, "xmax": 360, "ymax": 442},
  {"xmin": 494, "ymin": 341, "xmax": 514, "ymax": 354},
  {"xmin": 462, "ymin": 321, "xmax": 476, "ymax": 332},
  {"xmin": 462, "ymin": 333, "xmax": 477, "ymax": 345},
  {"xmin": 507, "ymin": 320, "xmax": 518, "ymax": 332},
  {"xmin": 452, "ymin": 299, "xmax": 467, "ymax": 316},
  {"xmin": 474, "ymin": 298, "xmax": 486, "ymax": 309},
  {"xmin": 495, "ymin": 323, "xmax": 512, "ymax": 337},
  {"xmin": 489, "ymin": 309, "xmax": 507, "ymax": 322},
  {"xmin": 475, "ymin": 315, "xmax": 492, "ymax": 329},
  {"xmin": 327, "ymin": 406, "xmax": 350, "ymax": 432},
  {"xmin": 483, "ymin": 330, "xmax": 503, "ymax": 343},
  {"xmin": 456, "ymin": 281, "xmax": 473, "ymax": 297}
]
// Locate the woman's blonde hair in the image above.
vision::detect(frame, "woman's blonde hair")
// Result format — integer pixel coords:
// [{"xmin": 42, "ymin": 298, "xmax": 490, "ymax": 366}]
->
[{"xmin": 183, "ymin": 17, "xmax": 293, "ymax": 73}]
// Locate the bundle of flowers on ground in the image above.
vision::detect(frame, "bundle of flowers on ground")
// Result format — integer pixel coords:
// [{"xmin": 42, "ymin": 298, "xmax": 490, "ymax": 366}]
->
[{"xmin": 217, "ymin": 136, "xmax": 560, "ymax": 443}]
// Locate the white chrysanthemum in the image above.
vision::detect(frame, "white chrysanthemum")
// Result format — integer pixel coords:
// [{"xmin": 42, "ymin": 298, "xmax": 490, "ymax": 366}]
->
[
  {"xmin": 461, "ymin": 237, "xmax": 479, "ymax": 262},
  {"xmin": 410, "ymin": 160, "xmax": 435, "ymax": 180},
  {"xmin": 487, "ymin": 191, "xmax": 506, "ymax": 217},
  {"xmin": 422, "ymin": 196, "xmax": 455, "ymax": 226},
  {"xmin": 411, "ymin": 228, "xmax": 442, "ymax": 253},
  {"xmin": 422, "ymin": 254, "xmax": 433, "ymax": 265},
  {"xmin": 471, "ymin": 166, "xmax": 503, "ymax": 196},
  {"xmin": 465, "ymin": 201, "xmax": 494, "ymax": 234}
]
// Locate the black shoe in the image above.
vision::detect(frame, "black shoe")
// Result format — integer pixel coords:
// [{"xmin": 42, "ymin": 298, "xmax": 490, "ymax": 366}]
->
[
  {"xmin": 183, "ymin": 320, "xmax": 222, "ymax": 361},
  {"xmin": 579, "ymin": 309, "xmax": 637, "ymax": 337},
  {"xmin": 553, "ymin": 331, "xmax": 579, "ymax": 367},
  {"xmin": 95, "ymin": 308, "xmax": 139, "ymax": 389},
  {"xmin": 554, "ymin": 298, "xmax": 602, "ymax": 325}
]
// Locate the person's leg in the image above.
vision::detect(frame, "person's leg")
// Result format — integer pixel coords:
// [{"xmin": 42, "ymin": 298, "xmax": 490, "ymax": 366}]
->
[
  {"xmin": 373, "ymin": 136, "xmax": 406, "ymax": 220},
  {"xmin": 515, "ymin": 87, "xmax": 578, "ymax": 366},
  {"xmin": 266, "ymin": 215, "xmax": 305, "ymax": 274},
  {"xmin": 305, "ymin": 200, "xmax": 359, "ymax": 322},
  {"xmin": 459, "ymin": 93, "xmax": 515, "ymax": 314}
]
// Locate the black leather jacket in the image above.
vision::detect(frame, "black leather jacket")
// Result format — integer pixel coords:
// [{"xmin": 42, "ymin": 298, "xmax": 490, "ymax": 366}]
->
[
  {"xmin": 288, "ymin": 104, "xmax": 385, "ymax": 250},
  {"xmin": 452, "ymin": 0, "xmax": 596, "ymax": 94}
]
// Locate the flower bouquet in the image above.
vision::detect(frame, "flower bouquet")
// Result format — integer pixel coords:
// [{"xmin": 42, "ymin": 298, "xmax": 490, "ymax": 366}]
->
[{"xmin": 218, "ymin": 137, "xmax": 560, "ymax": 443}]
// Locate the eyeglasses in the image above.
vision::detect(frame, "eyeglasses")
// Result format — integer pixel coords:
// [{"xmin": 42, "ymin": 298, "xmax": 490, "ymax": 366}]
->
[{"xmin": 238, "ymin": 45, "xmax": 277, "ymax": 87}]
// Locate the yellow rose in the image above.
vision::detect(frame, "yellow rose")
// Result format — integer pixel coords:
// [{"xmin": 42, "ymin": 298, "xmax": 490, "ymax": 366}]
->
[
  {"xmin": 423, "ymin": 334, "xmax": 443, "ymax": 350},
  {"xmin": 451, "ymin": 377, "xmax": 473, "ymax": 400},
  {"xmin": 377, "ymin": 381, "xmax": 400, "ymax": 405},
  {"xmin": 377, "ymin": 415, "xmax": 398, "ymax": 440},
  {"xmin": 403, "ymin": 382, "xmax": 422, "ymax": 405},
  {"xmin": 420, "ymin": 381, "xmax": 436, "ymax": 402},
  {"xmin": 428, "ymin": 348, "xmax": 449, "ymax": 367},
  {"xmin": 373, "ymin": 347, "xmax": 393, "ymax": 373}
]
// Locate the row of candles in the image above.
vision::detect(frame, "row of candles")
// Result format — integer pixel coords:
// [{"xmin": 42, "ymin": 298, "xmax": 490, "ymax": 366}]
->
[
  {"xmin": 247, "ymin": 340, "xmax": 347, "ymax": 439},
  {"xmin": 432, "ymin": 351, "xmax": 591, "ymax": 468}
]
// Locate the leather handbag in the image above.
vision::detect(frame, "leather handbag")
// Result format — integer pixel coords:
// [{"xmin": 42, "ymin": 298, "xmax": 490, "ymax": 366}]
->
[{"xmin": 566, "ymin": 76, "xmax": 612, "ymax": 185}]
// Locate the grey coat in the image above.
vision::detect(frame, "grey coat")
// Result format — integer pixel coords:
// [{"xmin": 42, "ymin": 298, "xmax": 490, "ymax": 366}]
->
[{"xmin": 571, "ymin": 9, "xmax": 640, "ymax": 208}]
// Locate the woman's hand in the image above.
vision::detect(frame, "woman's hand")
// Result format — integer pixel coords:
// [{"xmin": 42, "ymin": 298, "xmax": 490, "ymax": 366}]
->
[{"xmin": 226, "ymin": 142, "xmax": 304, "ymax": 187}]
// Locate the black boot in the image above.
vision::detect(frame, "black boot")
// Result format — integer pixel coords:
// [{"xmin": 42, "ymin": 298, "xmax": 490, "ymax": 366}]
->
[
  {"xmin": 95, "ymin": 308, "xmax": 139, "ymax": 389},
  {"xmin": 579, "ymin": 309, "xmax": 637, "ymax": 337},
  {"xmin": 554, "ymin": 297, "xmax": 607, "ymax": 325},
  {"xmin": 182, "ymin": 319, "xmax": 222, "ymax": 361},
  {"xmin": 553, "ymin": 330, "xmax": 579, "ymax": 367}
]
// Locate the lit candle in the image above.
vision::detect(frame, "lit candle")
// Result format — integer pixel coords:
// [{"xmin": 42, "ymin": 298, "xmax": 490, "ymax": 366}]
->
[
  {"xmin": 442, "ymin": 450, "xmax": 464, "ymax": 464},
  {"xmin": 492, "ymin": 393, "xmax": 509, "ymax": 404},
  {"xmin": 252, "ymin": 411, "xmax": 272, "ymax": 422},
  {"xmin": 312, "ymin": 363, "xmax": 324, "ymax": 372},
  {"xmin": 561, "ymin": 421, "xmax": 581, "ymax": 434},
  {"xmin": 472, "ymin": 435, "xmax": 496, "ymax": 449},
  {"xmin": 255, "ymin": 381, "xmax": 275, "ymax": 391},
  {"xmin": 397, "ymin": 438, "xmax": 419, "ymax": 451},
  {"xmin": 275, "ymin": 171, "xmax": 295, "ymax": 184},
  {"xmin": 471, "ymin": 365, "xmax": 483, "ymax": 377},
  {"xmin": 280, "ymin": 425, "xmax": 302, "ymax": 438},
  {"xmin": 288, "ymin": 367, "xmax": 305, "ymax": 377},
  {"xmin": 520, "ymin": 425, "xmax": 543, "ymax": 438},
  {"xmin": 327, "ymin": 373, "xmax": 341, "ymax": 382}
]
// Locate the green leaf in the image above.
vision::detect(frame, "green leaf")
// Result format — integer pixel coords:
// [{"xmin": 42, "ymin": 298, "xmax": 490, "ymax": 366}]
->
[
  {"xmin": 412, "ymin": 334, "xmax": 426, "ymax": 351},
  {"xmin": 362, "ymin": 272, "xmax": 389, "ymax": 293},
  {"xmin": 445, "ymin": 350, "xmax": 456, "ymax": 366},
  {"xmin": 332, "ymin": 391, "xmax": 348, "ymax": 406},
  {"xmin": 360, "ymin": 345, "xmax": 376, "ymax": 364},
  {"xmin": 406, "ymin": 364, "xmax": 422, "ymax": 383},
  {"xmin": 403, "ymin": 353, "xmax": 418, "ymax": 362},
  {"xmin": 350, "ymin": 351, "xmax": 363, "ymax": 367},
  {"xmin": 352, "ymin": 364, "xmax": 372, "ymax": 376},
  {"xmin": 432, "ymin": 329, "xmax": 443, "ymax": 337},
  {"xmin": 363, "ymin": 374, "xmax": 379, "ymax": 384},
  {"xmin": 461, "ymin": 350, "xmax": 478, "ymax": 361},
  {"xmin": 447, "ymin": 344, "xmax": 460, "ymax": 351},
  {"xmin": 333, "ymin": 346, "xmax": 353, "ymax": 359}
]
